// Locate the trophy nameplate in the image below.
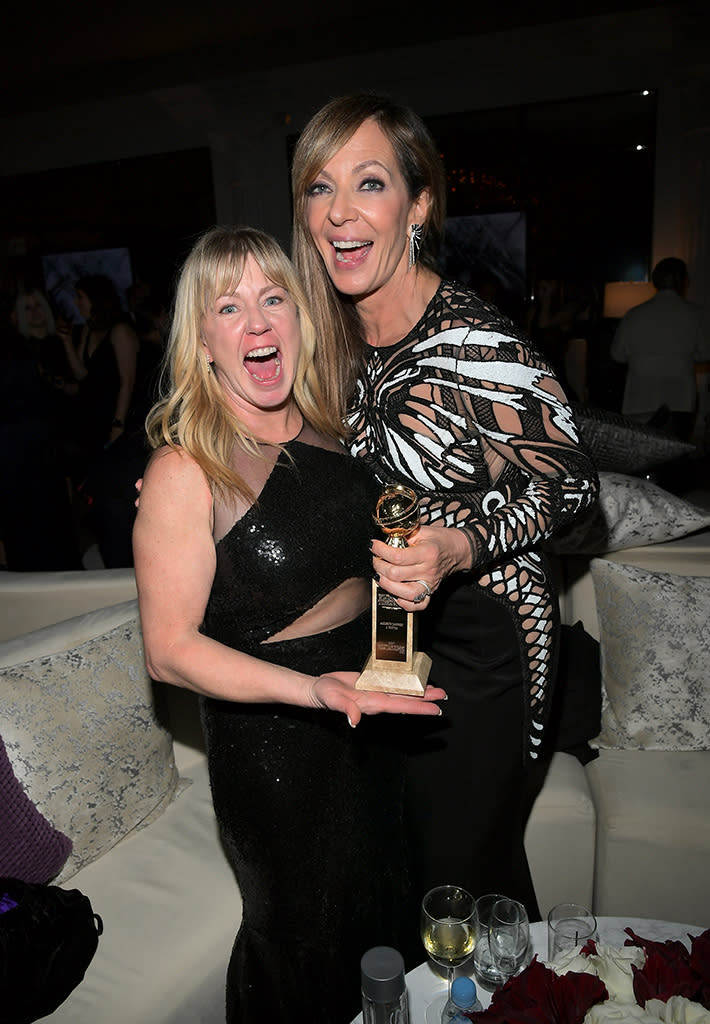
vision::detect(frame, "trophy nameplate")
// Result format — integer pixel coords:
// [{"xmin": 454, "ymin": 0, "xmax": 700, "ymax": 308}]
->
[{"xmin": 357, "ymin": 484, "xmax": 432, "ymax": 697}]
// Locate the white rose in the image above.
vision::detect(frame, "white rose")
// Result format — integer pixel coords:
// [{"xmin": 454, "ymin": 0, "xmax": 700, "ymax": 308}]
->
[
  {"xmin": 544, "ymin": 943, "xmax": 645, "ymax": 1003},
  {"xmin": 584, "ymin": 1000, "xmax": 661, "ymax": 1023},
  {"xmin": 543, "ymin": 945, "xmax": 594, "ymax": 976},
  {"xmin": 646, "ymin": 996, "xmax": 710, "ymax": 1024},
  {"xmin": 587, "ymin": 945, "xmax": 647, "ymax": 1003}
]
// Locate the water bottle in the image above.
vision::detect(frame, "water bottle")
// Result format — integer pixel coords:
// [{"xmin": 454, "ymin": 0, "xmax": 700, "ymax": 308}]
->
[
  {"xmin": 441, "ymin": 976, "xmax": 482, "ymax": 1022},
  {"xmin": 360, "ymin": 945, "xmax": 410, "ymax": 1024}
]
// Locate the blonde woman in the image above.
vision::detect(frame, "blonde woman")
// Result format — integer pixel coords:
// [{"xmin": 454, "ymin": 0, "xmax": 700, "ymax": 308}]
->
[{"xmin": 133, "ymin": 225, "xmax": 444, "ymax": 1023}]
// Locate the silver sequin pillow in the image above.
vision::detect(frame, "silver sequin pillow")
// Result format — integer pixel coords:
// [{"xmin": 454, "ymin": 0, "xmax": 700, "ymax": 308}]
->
[
  {"xmin": 0, "ymin": 600, "xmax": 180, "ymax": 882},
  {"xmin": 547, "ymin": 472, "xmax": 710, "ymax": 554},
  {"xmin": 591, "ymin": 559, "xmax": 710, "ymax": 750}
]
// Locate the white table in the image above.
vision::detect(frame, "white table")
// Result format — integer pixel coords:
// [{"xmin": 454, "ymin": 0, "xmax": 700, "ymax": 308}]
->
[{"xmin": 350, "ymin": 917, "xmax": 704, "ymax": 1023}]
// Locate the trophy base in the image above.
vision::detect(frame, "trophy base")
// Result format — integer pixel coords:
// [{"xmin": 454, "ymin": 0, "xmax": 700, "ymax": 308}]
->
[{"xmin": 356, "ymin": 651, "xmax": 432, "ymax": 697}]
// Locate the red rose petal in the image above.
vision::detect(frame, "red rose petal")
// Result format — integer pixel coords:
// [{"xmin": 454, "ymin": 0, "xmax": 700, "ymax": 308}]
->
[{"xmin": 466, "ymin": 958, "xmax": 607, "ymax": 1024}]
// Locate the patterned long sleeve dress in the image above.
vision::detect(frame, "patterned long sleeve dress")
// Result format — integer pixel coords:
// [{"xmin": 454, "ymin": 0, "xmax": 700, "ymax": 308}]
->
[{"xmin": 347, "ymin": 279, "xmax": 599, "ymax": 917}]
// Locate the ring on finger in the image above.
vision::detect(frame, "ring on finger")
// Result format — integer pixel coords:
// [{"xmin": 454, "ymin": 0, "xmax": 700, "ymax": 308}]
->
[{"xmin": 412, "ymin": 579, "xmax": 432, "ymax": 604}]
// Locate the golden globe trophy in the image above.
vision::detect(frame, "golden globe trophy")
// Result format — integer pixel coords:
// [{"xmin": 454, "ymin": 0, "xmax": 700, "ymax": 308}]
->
[{"xmin": 357, "ymin": 483, "xmax": 432, "ymax": 697}]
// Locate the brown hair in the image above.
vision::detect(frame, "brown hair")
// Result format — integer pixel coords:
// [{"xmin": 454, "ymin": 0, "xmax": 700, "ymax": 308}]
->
[
  {"xmin": 291, "ymin": 93, "xmax": 447, "ymax": 422},
  {"xmin": 651, "ymin": 257, "xmax": 688, "ymax": 294}
]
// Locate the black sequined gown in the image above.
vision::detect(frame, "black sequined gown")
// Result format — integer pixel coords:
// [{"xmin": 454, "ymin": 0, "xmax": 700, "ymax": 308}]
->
[{"xmin": 199, "ymin": 424, "xmax": 414, "ymax": 1024}]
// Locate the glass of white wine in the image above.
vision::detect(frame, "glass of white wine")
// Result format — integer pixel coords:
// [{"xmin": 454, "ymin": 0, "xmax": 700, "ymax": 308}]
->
[{"xmin": 420, "ymin": 884, "xmax": 477, "ymax": 1013}]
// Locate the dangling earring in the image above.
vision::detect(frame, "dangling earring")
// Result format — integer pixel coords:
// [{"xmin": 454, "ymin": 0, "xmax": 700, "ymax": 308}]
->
[{"xmin": 408, "ymin": 223, "xmax": 423, "ymax": 269}]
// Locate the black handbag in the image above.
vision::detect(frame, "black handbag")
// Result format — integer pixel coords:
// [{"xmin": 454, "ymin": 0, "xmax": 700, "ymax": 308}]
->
[{"xmin": 0, "ymin": 877, "xmax": 103, "ymax": 1024}]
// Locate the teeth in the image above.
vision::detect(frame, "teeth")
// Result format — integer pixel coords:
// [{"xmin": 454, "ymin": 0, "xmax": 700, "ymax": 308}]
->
[
  {"xmin": 246, "ymin": 346, "xmax": 278, "ymax": 358},
  {"xmin": 333, "ymin": 240, "xmax": 369, "ymax": 250}
]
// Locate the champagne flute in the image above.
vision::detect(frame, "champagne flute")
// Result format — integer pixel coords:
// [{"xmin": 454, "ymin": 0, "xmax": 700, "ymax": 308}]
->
[
  {"xmin": 488, "ymin": 898, "xmax": 530, "ymax": 981},
  {"xmin": 420, "ymin": 885, "xmax": 477, "ymax": 1001}
]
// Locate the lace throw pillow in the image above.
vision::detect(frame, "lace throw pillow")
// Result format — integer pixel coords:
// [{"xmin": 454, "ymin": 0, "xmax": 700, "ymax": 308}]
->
[
  {"xmin": 547, "ymin": 472, "xmax": 710, "ymax": 555},
  {"xmin": 0, "ymin": 601, "xmax": 180, "ymax": 882},
  {"xmin": 591, "ymin": 559, "xmax": 710, "ymax": 750}
]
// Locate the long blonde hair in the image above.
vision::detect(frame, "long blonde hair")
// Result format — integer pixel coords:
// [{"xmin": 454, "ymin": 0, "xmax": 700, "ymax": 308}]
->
[
  {"xmin": 146, "ymin": 225, "xmax": 344, "ymax": 500},
  {"xmin": 291, "ymin": 93, "xmax": 447, "ymax": 422}
]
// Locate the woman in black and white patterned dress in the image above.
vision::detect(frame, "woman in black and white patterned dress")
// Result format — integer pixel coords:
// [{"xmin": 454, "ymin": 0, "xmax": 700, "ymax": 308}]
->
[{"xmin": 291, "ymin": 93, "xmax": 599, "ymax": 928}]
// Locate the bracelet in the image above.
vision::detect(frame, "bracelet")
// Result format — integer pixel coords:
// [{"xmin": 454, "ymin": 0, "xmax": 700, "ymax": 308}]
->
[
  {"xmin": 111, "ymin": 418, "xmax": 124, "ymax": 428},
  {"xmin": 460, "ymin": 527, "xmax": 479, "ymax": 571}
]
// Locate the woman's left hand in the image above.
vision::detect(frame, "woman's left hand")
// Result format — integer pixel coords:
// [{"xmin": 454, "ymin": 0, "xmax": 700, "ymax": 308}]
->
[
  {"xmin": 371, "ymin": 524, "xmax": 474, "ymax": 610},
  {"xmin": 310, "ymin": 671, "xmax": 447, "ymax": 727}
]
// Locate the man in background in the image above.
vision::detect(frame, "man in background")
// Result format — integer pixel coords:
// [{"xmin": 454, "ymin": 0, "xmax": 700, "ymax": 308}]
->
[{"xmin": 611, "ymin": 257, "xmax": 710, "ymax": 440}]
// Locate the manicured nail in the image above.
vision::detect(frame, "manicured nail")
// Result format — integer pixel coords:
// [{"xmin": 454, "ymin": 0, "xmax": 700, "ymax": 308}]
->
[
  {"xmin": 347, "ymin": 715, "xmax": 356, "ymax": 728},
  {"xmin": 372, "ymin": 572, "xmax": 380, "ymax": 582}
]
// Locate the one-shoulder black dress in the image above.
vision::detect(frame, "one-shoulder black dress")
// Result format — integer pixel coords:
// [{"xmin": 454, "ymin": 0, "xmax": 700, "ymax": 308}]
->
[{"xmin": 199, "ymin": 425, "xmax": 414, "ymax": 1023}]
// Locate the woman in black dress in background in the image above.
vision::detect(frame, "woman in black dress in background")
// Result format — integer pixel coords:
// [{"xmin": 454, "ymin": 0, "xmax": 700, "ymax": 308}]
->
[
  {"xmin": 133, "ymin": 225, "xmax": 445, "ymax": 1023},
  {"xmin": 59, "ymin": 273, "xmax": 138, "ymax": 462},
  {"xmin": 58, "ymin": 273, "xmax": 141, "ymax": 566}
]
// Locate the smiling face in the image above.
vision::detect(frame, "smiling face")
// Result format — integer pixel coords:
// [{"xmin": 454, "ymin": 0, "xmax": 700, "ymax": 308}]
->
[
  {"xmin": 200, "ymin": 254, "xmax": 302, "ymax": 431},
  {"xmin": 304, "ymin": 118, "xmax": 430, "ymax": 302},
  {"xmin": 22, "ymin": 292, "xmax": 49, "ymax": 333}
]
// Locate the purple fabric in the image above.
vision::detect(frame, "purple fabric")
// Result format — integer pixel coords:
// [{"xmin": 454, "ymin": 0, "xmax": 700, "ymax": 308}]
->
[
  {"xmin": 0, "ymin": 734, "xmax": 72, "ymax": 883},
  {"xmin": 0, "ymin": 893, "xmax": 19, "ymax": 913}
]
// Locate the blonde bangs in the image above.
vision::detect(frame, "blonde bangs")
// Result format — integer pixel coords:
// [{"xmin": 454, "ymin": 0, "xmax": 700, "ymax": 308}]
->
[{"xmin": 145, "ymin": 225, "xmax": 346, "ymax": 501}]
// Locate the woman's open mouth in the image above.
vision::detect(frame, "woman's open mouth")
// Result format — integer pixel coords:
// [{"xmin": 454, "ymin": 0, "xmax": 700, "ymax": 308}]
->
[
  {"xmin": 332, "ymin": 240, "xmax": 372, "ymax": 264},
  {"xmin": 244, "ymin": 345, "xmax": 282, "ymax": 382}
]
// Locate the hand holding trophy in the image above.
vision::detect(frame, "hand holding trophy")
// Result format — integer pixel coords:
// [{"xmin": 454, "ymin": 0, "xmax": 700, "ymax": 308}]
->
[{"xmin": 356, "ymin": 483, "xmax": 432, "ymax": 697}]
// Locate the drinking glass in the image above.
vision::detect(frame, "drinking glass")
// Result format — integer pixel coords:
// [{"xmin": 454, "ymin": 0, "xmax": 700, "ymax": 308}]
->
[
  {"xmin": 420, "ymin": 885, "xmax": 477, "ymax": 999},
  {"xmin": 488, "ymin": 898, "xmax": 530, "ymax": 981},
  {"xmin": 472, "ymin": 892, "xmax": 508, "ymax": 990},
  {"xmin": 547, "ymin": 902, "xmax": 597, "ymax": 961}
]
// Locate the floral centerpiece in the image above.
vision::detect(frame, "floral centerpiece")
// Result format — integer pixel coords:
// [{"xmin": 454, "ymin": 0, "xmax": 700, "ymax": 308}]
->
[{"xmin": 466, "ymin": 928, "xmax": 710, "ymax": 1023}]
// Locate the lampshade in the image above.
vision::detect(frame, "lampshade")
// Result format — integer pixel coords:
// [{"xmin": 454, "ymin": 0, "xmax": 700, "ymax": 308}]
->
[{"xmin": 603, "ymin": 281, "xmax": 656, "ymax": 319}]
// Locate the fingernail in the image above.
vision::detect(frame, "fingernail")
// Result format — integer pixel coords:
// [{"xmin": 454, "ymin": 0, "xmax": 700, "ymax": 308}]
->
[
  {"xmin": 347, "ymin": 715, "xmax": 356, "ymax": 729},
  {"xmin": 369, "ymin": 540, "xmax": 375, "ymax": 551},
  {"xmin": 372, "ymin": 572, "xmax": 380, "ymax": 583}
]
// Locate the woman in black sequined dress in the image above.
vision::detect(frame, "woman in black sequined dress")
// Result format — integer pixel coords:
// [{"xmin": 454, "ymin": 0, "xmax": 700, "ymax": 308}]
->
[{"xmin": 133, "ymin": 226, "xmax": 445, "ymax": 1023}]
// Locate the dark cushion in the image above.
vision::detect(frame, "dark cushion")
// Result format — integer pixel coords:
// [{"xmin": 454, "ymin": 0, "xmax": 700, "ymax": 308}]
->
[
  {"xmin": 0, "ymin": 734, "xmax": 72, "ymax": 883},
  {"xmin": 571, "ymin": 403, "xmax": 696, "ymax": 475}
]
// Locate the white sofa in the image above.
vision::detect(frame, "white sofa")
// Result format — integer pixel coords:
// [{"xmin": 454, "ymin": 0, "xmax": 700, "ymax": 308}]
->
[
  {"xmin": 1, "ymin": 473, "xmax": 709, "ymax": 1020},
  {"xmin": 561, "ymin": 529, "xmax": 710, "ymax": 926},
  {"xmin": 0, "ymin": 571, "xmax": 240, "ymax": 1024}
]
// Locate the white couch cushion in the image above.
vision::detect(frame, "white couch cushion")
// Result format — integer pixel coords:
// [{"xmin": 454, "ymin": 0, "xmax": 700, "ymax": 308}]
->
[
  {"xmin": 0, "ymin": 600, "xmax": 180, "ymax": 882},
  {"xmin": 524, "ymin": 752, "xmax": 597, "ymax": 918},
  {"xmin": 48, "ymin": 757, "xmax": 241, "ymax": 1024},
  {"xmin": 0, "ymin": 568, "xmax": 137, "ymax": 643},
  {"xmin": 587, "ymin": 749, "xmax": 710, "ymax": 925},
  {"xmin": 560, "ymin": 529, "xmax": 710, "ymax": 641},
  {"xmin": 590, "ymin": 560, "xmax": 710, "ymax": 751}
]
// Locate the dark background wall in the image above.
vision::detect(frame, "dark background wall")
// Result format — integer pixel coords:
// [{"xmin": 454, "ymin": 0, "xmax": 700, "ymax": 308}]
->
[{"xmin": 0, "ymin": 2, "xmax": 707, "ymax": 312}]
